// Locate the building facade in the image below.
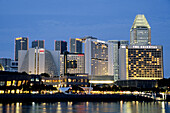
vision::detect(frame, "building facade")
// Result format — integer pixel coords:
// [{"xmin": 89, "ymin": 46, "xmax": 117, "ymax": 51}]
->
[
  {"xmin": 70, "ymin": 38, "xmax": 82, "ymax": 53},
  {"xmin": 32, "ymin": 40, "xmax": 45, "ymax": 48},
  {"xmin": 130, "ymin": 14, "xmax": 151, "ymax": 45},
  {"xmin": 119, "ymin": 45, "xmax": 163, "ymax": 80},
  {"xmin": 108, "ymin": 40, "xmax": 129, "ymax": 81},
  {"xmin": 0, "ymin": 58, "xmax": 11, "ymax": 71},
  {"xmin": 85, "ymin": 38, "xmax": 108, "ymax": 76},
  {"xmin": 15, "ymin": 37, "xmax": 28, "ymax": 61},
  {"xmin": 0, "ymin": 58, "xmax": 18, "ymax": 72},
  {"xmin": 60, "ymin": 53, "xmax": 85, "ymax": 75},
  {"xmin": 55, "ymin": 40, "xmax": 67, "ymax": 54},
  {"xmin": 18, "ymin": 48, "xmax": 60, "ymax": 77}
]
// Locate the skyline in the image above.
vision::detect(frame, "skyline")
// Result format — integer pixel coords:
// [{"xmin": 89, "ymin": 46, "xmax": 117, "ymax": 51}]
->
[{"xmin": 0, "ymin": 0, "xmax": 170, "ymax": 78}]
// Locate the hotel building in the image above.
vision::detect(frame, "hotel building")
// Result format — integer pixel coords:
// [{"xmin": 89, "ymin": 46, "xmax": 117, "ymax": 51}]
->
[
  {"xmin": 85, "ymin": 38, "xmax": 108, "ymax": 76},
  {"xmin": 15, "ymin": 37, "xmax": 28, "ymax": 61},
  {"xmin": 119, "ymin": 45, "xmax": 163, "ymax": 80},
  {"xmin": 18, "ymin": 48, "xmax": 60, "ymax": 77}
]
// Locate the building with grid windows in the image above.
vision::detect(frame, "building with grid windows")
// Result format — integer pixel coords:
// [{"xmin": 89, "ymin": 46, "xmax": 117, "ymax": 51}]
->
[
  {"xmin": 85, "ymin": 38, "xmax": 108, "ymax": 76},
  {"xmin": 119, "ymin": 45, "xmax": 163, "ymax": 80},
  {"xmin": 60, "ymin": 53, "xmax": 85, "ymax": 75}
]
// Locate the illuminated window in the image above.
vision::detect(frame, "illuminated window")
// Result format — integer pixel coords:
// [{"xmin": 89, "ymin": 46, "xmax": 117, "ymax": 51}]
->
[
  {"xmin": 18, "ymin": 81, "xmax": 22, "ymax": 86},
  {"xmin": 7, "ymin": 81, "xmax": 11, "ymax": 86},
  {"xmin": 12, "ymin": 80, "xmax": 17, "ymax": 86},
  {"xmin": 36, "ymin": 78, "xmax": 39, "ymax": 82},
  {"xmin": 68, "ymin": 79, "xmax": 71, "ymax": 82}
]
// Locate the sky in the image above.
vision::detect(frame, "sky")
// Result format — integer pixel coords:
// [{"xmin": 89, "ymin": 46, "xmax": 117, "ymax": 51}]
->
[{"xmin": 0, "ymin": 0, "xmax": 170, "ymax": 78}]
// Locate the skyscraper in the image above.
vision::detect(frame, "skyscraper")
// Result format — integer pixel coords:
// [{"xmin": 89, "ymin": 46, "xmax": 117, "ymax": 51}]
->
[
  {"xmin": 15, "ymin": 37, "xmax": 28, "ymax": 61},
  {"xmin": 70, "ymin": 38, "xmax": 82, "ymax": 53},
  {"xmin": 55, "ymin": 40, "xmax": 67, "ymax": 54},
  {"xmin": 32, "ymin": 40, "xmax": 45, "ymax": 48},
  {"xmin": 108, "ymin": 40, "xmax": 129, "ymax": 81},
  {"xmin": 130, "ymin": 14, "xmax": 151, "ymax": 45},
  {"xmin": 85, "ymin": 37, "xmax": 108, "ymax": 76}
]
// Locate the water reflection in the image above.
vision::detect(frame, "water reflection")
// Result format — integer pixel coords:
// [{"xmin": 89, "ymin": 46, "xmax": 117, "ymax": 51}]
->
[{"xmin": 0, "ymin": 101, "xmax": 169, "ymax": 113}]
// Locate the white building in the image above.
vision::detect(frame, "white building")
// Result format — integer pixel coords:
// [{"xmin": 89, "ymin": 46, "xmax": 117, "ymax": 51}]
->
[
  {"xmin": 108, "ymin": 40, "xmax": 129, "ymax": 81},
  {"xmin": 85, "ymin": 38, "xmax": 108, "ymax": 76},
  {"xmin": 18, "ymin": 48, "xmax": 60, "ymax": 77}
]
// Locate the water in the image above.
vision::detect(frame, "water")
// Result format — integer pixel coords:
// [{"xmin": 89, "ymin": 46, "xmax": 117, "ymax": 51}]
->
[{"xmin": 0, "ymin": 101, "xmax": 169, "ymax": 113}]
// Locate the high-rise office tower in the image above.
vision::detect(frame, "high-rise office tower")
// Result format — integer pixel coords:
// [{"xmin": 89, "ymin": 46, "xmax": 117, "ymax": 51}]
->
[
  {"xmin": 15, "ymin": 37, "xmax": 28, "ymax": 61},
  {"xmin": 130, "ymin": 14, "xmax": 151, "ymax": 45},
  {"xmin": 32, "ymin": 40, "xmax": 45, "ymax": 48},
  {"xmin": 55, "ymin": 40, "xmax": 67, "ymax": 54},
  {"xmin": 70, "ymin": 38, "xmax": 82, "ymax": 53},
  {"xmin": 119, "ymin": 45, "xmax": 163, "ymax": 80},
  {"xmin": 85, "ymin": 37, "xmax": 108, "ymax": 76},
  {"xmin": 108, "ymin": 40, "xmax": 129, "ymax": 81}
]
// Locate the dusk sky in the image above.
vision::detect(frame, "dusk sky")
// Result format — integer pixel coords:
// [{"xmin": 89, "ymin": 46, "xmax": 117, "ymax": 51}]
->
[{"xmin": 0, "ymin": 0, "xmax": 170, "ymax": 78}]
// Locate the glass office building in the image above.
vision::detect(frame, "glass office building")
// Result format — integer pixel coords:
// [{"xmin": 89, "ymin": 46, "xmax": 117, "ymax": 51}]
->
[
  {"xmin": 130, "ymin": 14, "xmax": 151, "ymax": 45},
  {"xmin": 32, "ymin": 40, "xmax": 45, "ymax": 48},
  {"xmin": 70, "ymin": 38, "xmax": 82, "ymax": 53},
  {"xmin": 15, "ymin": 37, "xmax": 28, "ymax": 61},
  {"xmin": 55, "ymin": 40, "xmax": 67, "ymax": 54}
]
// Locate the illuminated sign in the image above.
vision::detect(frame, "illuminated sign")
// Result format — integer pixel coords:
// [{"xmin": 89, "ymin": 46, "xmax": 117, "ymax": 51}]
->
[
  {"xmin": 39, "ymin": 49, "xmax": 45, "ymax": 54},
  {"xmin": 132, "ymin": 46, "xmax": 158, "ymax": 49}
]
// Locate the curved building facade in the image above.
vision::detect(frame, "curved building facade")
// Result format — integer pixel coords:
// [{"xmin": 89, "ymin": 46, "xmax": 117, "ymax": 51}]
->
[{"xmin": 18, "ymin": 48, "xmax": 60, "ymax": 77}]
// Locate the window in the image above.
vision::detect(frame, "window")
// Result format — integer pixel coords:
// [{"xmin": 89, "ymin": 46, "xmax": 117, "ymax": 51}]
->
[
  {"xmin": 7, "ymin": 81, "xmax": 11, "ymax": 86},
  {"xmin": 18, "ymin": 81, "xmax": 22, "ymax": 86},
  {"xmin": 36, "ymin": 78, "xmax": 39, "ymax": 82},
  {"xmin": 68, "ymin": 79, "xmax": 71, "ymax": 82},
  {"xmin": 0, "ymin": 81, "xmax": 5, "ymax": 86}
]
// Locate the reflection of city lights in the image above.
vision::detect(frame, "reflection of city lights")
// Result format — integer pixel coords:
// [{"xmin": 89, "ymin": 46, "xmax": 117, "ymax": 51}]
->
[
  {"xmin": 161, "ymin": 102, "xmax": 165, "ymax": 113},
  {"xmin": 120, "ymin": 101, "xmax": 123, "ymax": 113}
]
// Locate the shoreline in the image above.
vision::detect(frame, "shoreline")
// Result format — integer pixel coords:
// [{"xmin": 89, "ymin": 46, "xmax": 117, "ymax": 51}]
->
[{"xmin": 0, "ymin": 93, "xmax": 169, "ymax": 102}]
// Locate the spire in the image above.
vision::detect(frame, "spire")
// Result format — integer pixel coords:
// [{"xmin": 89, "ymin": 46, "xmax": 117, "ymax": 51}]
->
[{"xmin": 130, "ymin": 14, "xmax": 150, "ymax": 31}]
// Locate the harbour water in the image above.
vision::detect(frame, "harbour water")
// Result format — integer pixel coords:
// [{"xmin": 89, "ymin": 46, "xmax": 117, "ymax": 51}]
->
[{"xmin": 0, "ymin": 101, "xmax": 169, "ymax": 113}]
